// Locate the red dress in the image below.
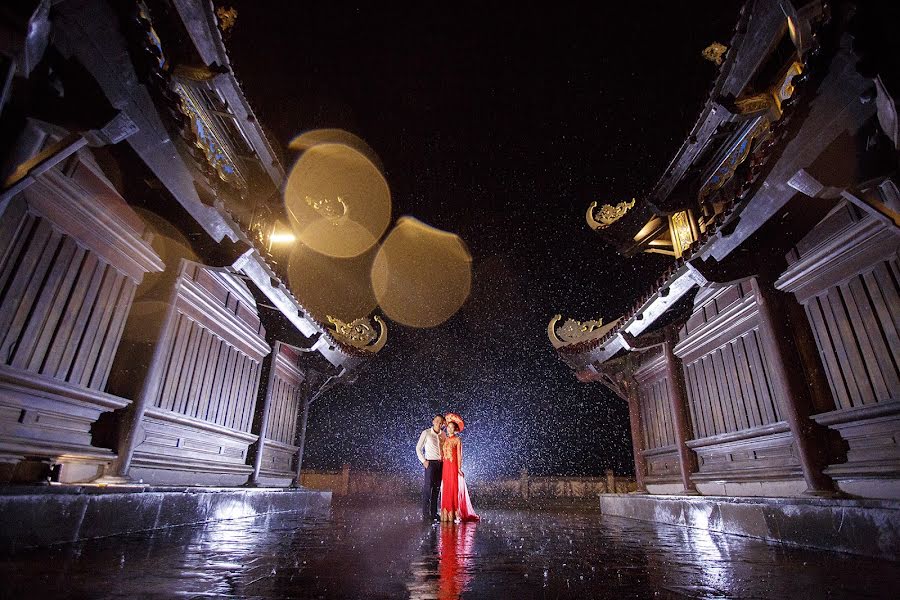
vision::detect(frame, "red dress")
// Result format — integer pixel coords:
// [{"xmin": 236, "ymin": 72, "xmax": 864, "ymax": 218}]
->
[{"xmin": 439, "ymin": 436, "xmax": 479, "ymax": 522}]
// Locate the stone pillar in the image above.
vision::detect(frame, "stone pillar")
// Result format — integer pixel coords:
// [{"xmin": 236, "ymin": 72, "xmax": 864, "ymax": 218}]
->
[
  {"xmin": 290, "ymin": 399, "xmax": 312, "ymax": 487},
  {"xmin": 605, "ymin": 469, "xmax": 616, "ymax": 493},
  {"xmin": 624, "ymin": 382, "xmax": 648, "ymax": 493},
  {"xmin": 664, "ymin": 332, "xmax": 699, "ymax": 494},
  {"xmin": 246, "ymin": 346, "xmax": 278, "ymax": 487},
  {"xmin": 752, "ymin": 277, "xmax": 837, "ymax": 495}
]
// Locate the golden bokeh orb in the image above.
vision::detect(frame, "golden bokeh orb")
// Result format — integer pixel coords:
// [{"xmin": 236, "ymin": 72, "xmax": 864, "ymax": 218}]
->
[
  {"xmin": 371, "ymin": 217, "xmax": 472, "ymax": 328},
  {"xmin": 287, "ymin": 241, "xmax": 378, "ymax": 323},
  {"xmin": 284, "ymin": 142, "xmax": 391, "ymax": 258}
]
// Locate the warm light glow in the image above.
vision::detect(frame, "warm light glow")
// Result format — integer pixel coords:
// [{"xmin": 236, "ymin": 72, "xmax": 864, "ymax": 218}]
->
[
  {"xmin": 289, "ymin": 129, "xmax": 383, "ymax": 172},
  {"xmin": 287, "ymin": 242, "xmax": 378, "ymax": 322},
  {"xmin": 269, "ymin": 231, "xmax": 297, "ymax": 244},
  {"xmin": 371, "ymin": 217, "xmax": 472, "ymax": 328},
  {"xmin": 787, "ymin": 16, "xmax": 798, "ymax": 47},
  {"xmin": 284, "ymin": 142, "xmax": 391, "ymax": 258}
]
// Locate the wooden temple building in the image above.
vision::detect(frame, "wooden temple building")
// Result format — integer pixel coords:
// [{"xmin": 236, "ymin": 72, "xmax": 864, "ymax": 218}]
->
[
  {"xmin": 0, "ymin": 0, "xmax": 386, "ymax": 487},
  {"xmin": 550, "ymin": 0, "xmax": 899, "ymax": 499}
]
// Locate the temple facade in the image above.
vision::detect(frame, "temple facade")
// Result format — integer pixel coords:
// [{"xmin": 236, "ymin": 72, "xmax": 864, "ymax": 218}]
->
[
  {"xmin": 0, "ymin": 0, "xmax": 385, "ymax": 486},
  {"xmin": 550, "ymin": 0, "xmax": 899, "ymax": 499}
]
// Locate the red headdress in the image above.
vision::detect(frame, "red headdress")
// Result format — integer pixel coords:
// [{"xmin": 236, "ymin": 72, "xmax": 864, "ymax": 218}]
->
[{"xmin": 444, "ymin": 412, "xmax": 465, "ymax": 432}]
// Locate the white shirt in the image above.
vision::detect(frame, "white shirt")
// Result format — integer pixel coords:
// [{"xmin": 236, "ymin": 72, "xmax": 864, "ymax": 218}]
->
[{"xmin": 416, "ymin": 427, "xmax": 444, "ymax": 463}]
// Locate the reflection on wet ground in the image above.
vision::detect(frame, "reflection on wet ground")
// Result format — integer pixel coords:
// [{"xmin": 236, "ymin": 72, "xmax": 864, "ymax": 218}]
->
[{"xmin": 1, "ymin": 501, "xmax": 896, "ymax": 599}]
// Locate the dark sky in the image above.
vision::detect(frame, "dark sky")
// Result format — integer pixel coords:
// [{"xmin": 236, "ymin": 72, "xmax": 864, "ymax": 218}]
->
[{"xmin": 227, "ymin": 2, "xmax": 743, "ymax": 480}]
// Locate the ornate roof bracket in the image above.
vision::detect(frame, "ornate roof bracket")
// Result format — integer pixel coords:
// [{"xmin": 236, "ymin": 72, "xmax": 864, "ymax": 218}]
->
[
  {"xmin": 548, "ymin": 314, "xmax": 616, "ymax": 349},
  {"xmin": 586, "ymin": 198, "xmax": 635, "ymax": 230},
  {"xmin": 618, "ymin": 329, "xmax": 666, "ymax": 352},
  {"xmin": 326, "ymin": 315, "xmax": 388, "ymax": 353}
]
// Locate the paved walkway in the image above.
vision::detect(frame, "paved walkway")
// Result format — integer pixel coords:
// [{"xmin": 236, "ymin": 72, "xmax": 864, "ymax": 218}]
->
[{"xmin": 1, "ymin": 501, "xmax": 896, "ymax": 599}]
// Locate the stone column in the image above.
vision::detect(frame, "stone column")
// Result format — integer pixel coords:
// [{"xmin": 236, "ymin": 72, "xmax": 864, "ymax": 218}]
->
[
  {"xmin": 664, "ymin": 332, "xmax": 699, "ymax": 494},
  {"xmin": 290, "ymin": 399, "xmax": 312, "ymax": 487},
  {"xmin": 752, "ymin": 277, "xmax": 836, "ymax": 495},
  {"xmin": 246, "ymin": 344, "xmax": 278, "ymax": 487},
  {"xmin": 624, "ymin": 381, "xmax": 648, "ymax": 493}
]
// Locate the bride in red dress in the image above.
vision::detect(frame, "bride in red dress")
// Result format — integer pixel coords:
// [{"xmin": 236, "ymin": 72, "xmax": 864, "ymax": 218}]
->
[{"xmin": 440, "ymin": 413, "xmax": 479, "ymax": 522}]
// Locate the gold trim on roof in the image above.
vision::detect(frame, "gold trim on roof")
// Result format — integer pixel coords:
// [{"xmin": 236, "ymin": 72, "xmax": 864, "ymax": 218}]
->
[
  {"xmin": 702, "ymin": 42, "xmax": 728, "ymax": 66},
  {"xmin": 326, "ymin": 315, "xmax": 387, "ymax": 353},
  {"xmin": 586, "ymin": 198, "xmax": 636, "ymax": 231},
  {"xmin": 699, "ymin": 117, "xmax": 770, "ymax": 202},
  {"xmin": 548, "ymin": 314, "xmax": 606, "ymax": 349}
]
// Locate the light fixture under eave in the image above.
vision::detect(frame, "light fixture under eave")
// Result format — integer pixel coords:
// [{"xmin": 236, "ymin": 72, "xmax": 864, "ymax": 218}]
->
[{"xmin": 269, "ymin": 231, "xmax": 296, "ymax": 244}]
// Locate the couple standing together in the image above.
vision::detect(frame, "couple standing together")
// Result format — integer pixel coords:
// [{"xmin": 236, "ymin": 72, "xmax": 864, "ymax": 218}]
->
[{"xmin": 415, "ymin": 412, "xmax": 479, "ymax": 523}]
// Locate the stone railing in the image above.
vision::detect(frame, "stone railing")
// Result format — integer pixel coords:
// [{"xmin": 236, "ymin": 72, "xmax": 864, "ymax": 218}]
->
[{"xmin": 300, "ymin": 466, "xmax": 636, "ymax": 501}]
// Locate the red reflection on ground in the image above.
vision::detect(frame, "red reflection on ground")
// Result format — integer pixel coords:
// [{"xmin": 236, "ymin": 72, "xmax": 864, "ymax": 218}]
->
[{"xmin": 438, "ymin": 522, "xmax": 477, "ymax": 599}]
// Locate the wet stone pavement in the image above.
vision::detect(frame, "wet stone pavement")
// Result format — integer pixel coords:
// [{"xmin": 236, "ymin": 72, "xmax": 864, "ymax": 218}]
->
[{"xmin": 1, "ymin": 501, "xmax": 896, "ymax": 599}]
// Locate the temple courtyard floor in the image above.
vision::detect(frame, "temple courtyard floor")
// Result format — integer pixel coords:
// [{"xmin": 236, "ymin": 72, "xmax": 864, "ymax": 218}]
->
[{"xmin": 1, "ymin": 499, "xmax": 897, "ymax": 599}]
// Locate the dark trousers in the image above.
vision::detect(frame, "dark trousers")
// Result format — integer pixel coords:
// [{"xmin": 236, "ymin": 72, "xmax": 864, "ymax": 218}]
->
[{"xmin": 422, "ymin": 460, "xmax": 443, "ymax": 518}]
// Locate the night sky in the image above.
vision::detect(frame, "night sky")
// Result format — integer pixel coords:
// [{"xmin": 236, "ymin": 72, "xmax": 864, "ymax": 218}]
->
[{"xmin": 226, "ymin": 3, "xmax": 743, "ymax": 480}]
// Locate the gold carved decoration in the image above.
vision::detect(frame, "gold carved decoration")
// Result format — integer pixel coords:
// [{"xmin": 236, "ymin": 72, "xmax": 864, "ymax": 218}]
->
[
  {"xmin": 305, "ymin": 194, "xmax": 348, "ymax": 221},
  {"xmin": 548, "ymin": 314, "xmax": 618, "ymax": 349},
  {"xmin": 702, "ymin": 42, "xmax": 728, "ymax": 66},
  {"xmin": 173, "ymin": 83, "xmax": 246, "ymax": 191},
  {"xmin": 733, "ymin": 61, "xmax": 803, "ymax": 120},
  {"xmin": 774, "ymin": 61, "xmax": 803, "ymax": 111},
  {"xmin": 669, "ymin": 210, "xmax": 695, "ymax": 258},
  {"xmin": 586, "ymin": 198, "xmax": 636, "ymax": 230},
  {"xmin": 216, "ymin": 7, "xmax": 238, "ymax": 34},
  {"xmin": 327, "ymin": 315, "xmax": 387, "ymax": 353},
  {"xmin": 734, "ymin": 93, "xmax": 774, "ymax": 115}
]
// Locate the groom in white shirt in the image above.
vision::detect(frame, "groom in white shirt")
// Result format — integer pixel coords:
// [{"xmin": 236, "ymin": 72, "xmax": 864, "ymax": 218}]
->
[{"xmin": 415, "ymin": 415, "xmax": 446, "ymax": 522}]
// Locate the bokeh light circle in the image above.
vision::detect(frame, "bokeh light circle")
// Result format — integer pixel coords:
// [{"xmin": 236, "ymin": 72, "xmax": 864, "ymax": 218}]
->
[
  {"xmin": 287, "ymin": 242, "xmax": 378, "ymax": 322},
  {"xmin": 288, "ymin": 129, "xmax": 383, "ymax": 173},
  {"xmin": 371, "ymin": 217, "xmax": 472, "ymax": 328},
  {"xmin": 284, "ymin": 142, "xmax": 391, "ymax": 258}
]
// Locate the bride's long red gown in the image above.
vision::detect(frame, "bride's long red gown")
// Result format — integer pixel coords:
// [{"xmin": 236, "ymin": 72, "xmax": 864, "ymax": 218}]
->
[{"xmin": 439, "ymin": 436, "xmax": 479, "ymax": 522}]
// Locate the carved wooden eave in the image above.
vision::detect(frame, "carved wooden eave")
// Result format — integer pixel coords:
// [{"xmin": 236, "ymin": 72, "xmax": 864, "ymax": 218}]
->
[
  {"xmin": 552, "ymin": 261, "xmax": 700, "ymax": 374},
  {"xmin": 85, "ymin": 1, "xmax": 384, "ymax": 368},
  {"xmin": 167, "ymin": 0, "xmax": 285, "ymax": 185},
  {"xmin": 583, "ymin": 198, "xmax": 664, "ymax": 257},
  {"xmin": 551, "ymin": 0, "xmax": 881, "ymax": 382}
]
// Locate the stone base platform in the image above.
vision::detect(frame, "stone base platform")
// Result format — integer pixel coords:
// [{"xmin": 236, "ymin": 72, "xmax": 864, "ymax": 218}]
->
[
  {"xmin": 599, "ymin": 493, "xmax": 900, "ymax": 560},
  {"xmin": 0, "ymin": 484, "xmax": 331, "ymax": 553}
]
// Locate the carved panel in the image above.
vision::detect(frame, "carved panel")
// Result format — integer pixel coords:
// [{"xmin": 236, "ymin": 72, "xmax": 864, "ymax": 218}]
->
[
  {"xmin": 778, "ymin": 201, "xmax": 899, "ymax": 410},
  {"xmin": 260, "ymin": 439, "xmax": 298, "ymax": 477},
  {"xmin": 266, "ymin": 343, "xmax": 305, "ymax": 447},
  {"xmin": 0, "ymin": 161, "xmax": 162, "ymax": 391},
  {"xmin": 687, "ymin": 424, "xmax": 801, "ymax": 481},
  {"xmin": 0, "ymin": 151, "xmax": 162, "ymax": 469},
  {"xmin": 149, "ymin": 261, "xmax": 268, "ymax": 434},
  {"xmin": 677, "ymin": 282, "xmax": 783, "ymax": 439},
  {"xmin": 634, "ymin": 350, "xmax": 675, "ymax": 451},
  {"xmin": 128, "ymin": 261, "xmax": 269, "ymax": 483},
  {"xmin": 642, "ymin": 446, "xmax": 680, "ymax": 482},
  {"xmin": 778, "ymin": 200, "xmax": 900, "ymax": 487}
]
